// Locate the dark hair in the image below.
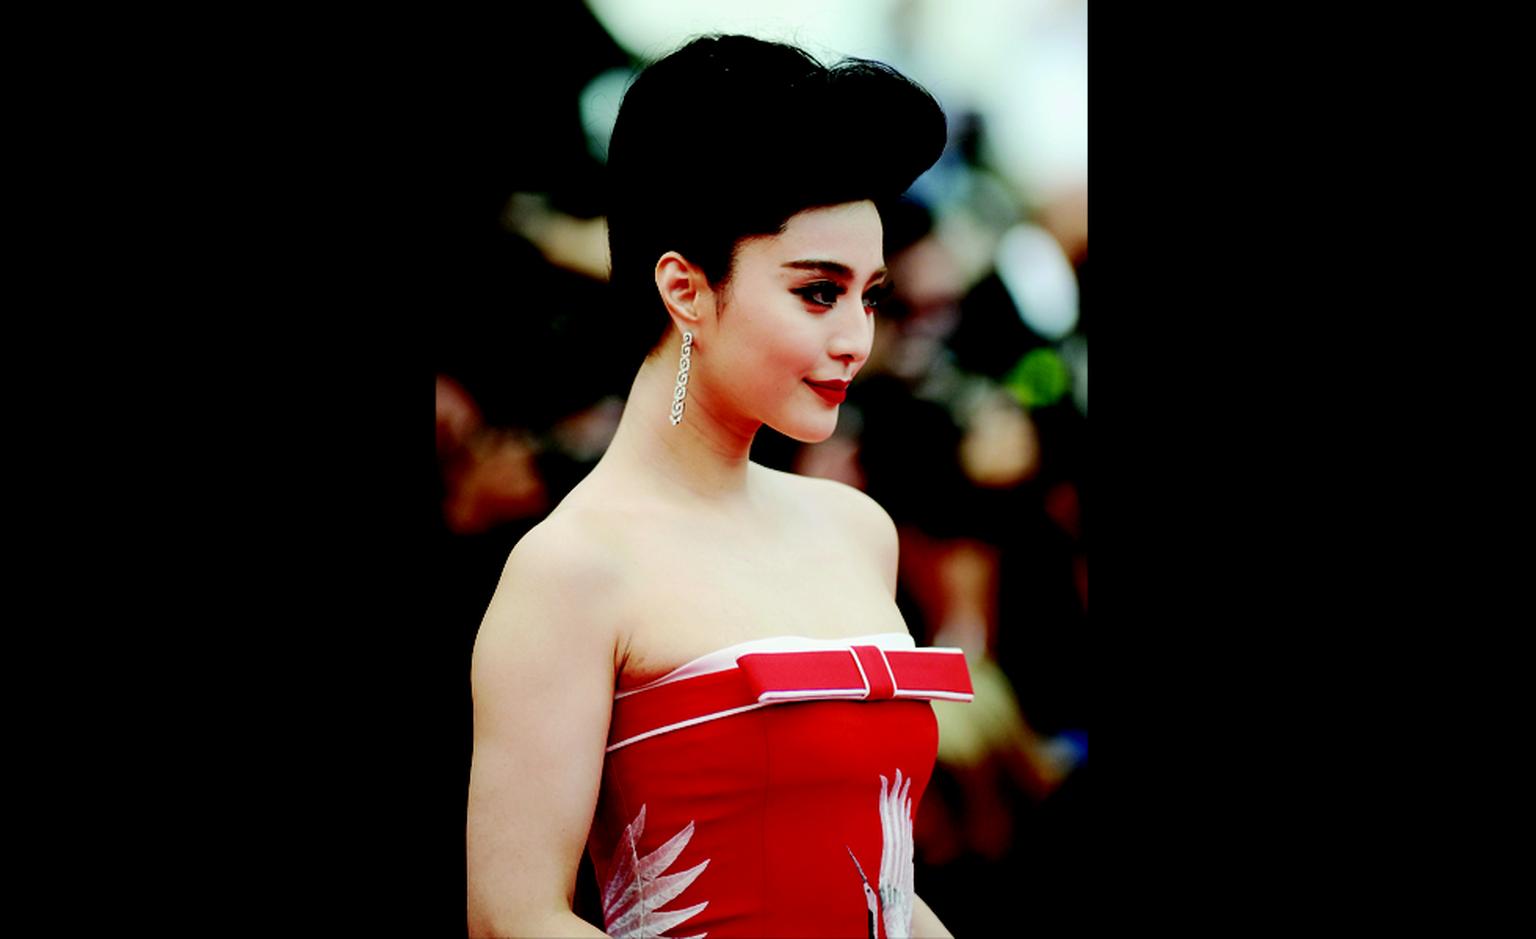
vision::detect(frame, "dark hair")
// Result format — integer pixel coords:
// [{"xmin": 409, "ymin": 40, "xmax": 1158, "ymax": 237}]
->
[{"xmin": 604, "ymin": 34, "xmax": 947, "ymax": 364}]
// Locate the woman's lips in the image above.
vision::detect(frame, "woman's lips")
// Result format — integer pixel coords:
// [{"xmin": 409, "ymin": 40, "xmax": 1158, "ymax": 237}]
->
[{"xmin": 804, "ymin": 379, "xmax": 849, "ymax": 405}]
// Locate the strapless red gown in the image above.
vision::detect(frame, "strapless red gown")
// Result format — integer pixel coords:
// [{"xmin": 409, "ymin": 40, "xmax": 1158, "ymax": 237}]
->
[{"xmin": 586, "ymin": 633, "xmax": 974, "ymax": 939}]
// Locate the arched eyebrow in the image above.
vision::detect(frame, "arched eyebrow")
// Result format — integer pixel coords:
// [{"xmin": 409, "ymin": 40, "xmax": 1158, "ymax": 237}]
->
[{"xmin": 782, "ymin": 259, "xmax": 889, "ymax": 286}]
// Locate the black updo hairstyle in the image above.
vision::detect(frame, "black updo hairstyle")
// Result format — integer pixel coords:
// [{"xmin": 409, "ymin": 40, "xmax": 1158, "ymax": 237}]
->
[{"xmin": 605, "ymin": 34, "xmax": 947, "ymax": 365}]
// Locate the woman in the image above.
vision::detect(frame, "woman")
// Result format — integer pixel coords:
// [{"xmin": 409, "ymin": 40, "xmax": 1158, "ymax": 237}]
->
[{"xmin": 466, "ymin": 35, "xmax": 972, "ymax": 938}]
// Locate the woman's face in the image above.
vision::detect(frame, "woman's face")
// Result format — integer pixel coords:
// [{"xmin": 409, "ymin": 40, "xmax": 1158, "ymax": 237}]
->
[{"xmin": 698, "ymin": 200, "xmax": 889, "ymax": 443}]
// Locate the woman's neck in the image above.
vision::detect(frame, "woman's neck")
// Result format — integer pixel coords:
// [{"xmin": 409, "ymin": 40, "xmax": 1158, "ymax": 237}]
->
[{"xmin": 596, "ymin": 346, "xmax": 763, "ymax": 504}]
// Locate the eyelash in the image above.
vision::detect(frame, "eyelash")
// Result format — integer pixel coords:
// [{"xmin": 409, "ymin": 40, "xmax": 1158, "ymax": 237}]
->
[{"xmin": 792, "ymin": 281, "xmax": 892, "ymax": 313}]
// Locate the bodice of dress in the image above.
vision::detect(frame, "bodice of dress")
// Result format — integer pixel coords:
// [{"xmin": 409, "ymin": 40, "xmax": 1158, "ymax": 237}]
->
[{"xmin": 586, "ymin": 633, "xmax": 974, "ymax": 939}]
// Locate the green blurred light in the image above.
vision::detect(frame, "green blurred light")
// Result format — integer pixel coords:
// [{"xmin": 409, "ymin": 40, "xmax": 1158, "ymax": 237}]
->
[{"xmin": 1006, "ymin": 348, "xmax": 1070, "ymax": 409}]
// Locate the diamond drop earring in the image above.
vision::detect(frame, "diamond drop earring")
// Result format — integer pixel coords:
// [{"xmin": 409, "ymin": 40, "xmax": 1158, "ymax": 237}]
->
[{"xmin": 669, "ymin": 331, "xmax": 693, "ymax": 426}]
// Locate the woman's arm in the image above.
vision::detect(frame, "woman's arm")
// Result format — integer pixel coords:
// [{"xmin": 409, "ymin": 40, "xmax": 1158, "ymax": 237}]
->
[
  {"xmin": 911, "ymin": 892, "xmax": 956, "ymax": 938},
  {"xmin": 466, "ymin": 522, "xmax": 621, "ymax": 938}
]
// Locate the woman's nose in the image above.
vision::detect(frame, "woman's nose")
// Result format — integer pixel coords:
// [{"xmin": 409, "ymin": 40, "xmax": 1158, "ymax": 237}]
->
[{"xmin": 827, "ymin": 302, "xmax": 873, "ymax": 365}]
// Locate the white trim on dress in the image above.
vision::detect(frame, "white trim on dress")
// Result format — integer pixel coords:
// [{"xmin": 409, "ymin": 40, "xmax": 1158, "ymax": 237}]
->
[{"xmin": 615, "ymin": 632, "xmax": 916, "ymax": 699}]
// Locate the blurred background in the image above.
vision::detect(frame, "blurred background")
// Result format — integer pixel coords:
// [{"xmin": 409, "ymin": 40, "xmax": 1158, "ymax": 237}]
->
[{"xmin": 433, "ymin": 0, "xmax": 1087, "ymax": 932}]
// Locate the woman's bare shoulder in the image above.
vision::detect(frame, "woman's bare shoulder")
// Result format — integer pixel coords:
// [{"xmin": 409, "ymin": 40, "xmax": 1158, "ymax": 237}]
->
[
  {"xmin": 754, "ymin": 464, "xmax": 899, "ymax": 586},
  {"xmin": 499, "ymin": 464, "xmax": 654, "ymax": 580},
  {"xmin": 758, "ymin": 464, "xmax": 895, "ymax": 531},
  {"xmin": 474, "ymin": 504, "xmax": 632, "ymax": 668}
]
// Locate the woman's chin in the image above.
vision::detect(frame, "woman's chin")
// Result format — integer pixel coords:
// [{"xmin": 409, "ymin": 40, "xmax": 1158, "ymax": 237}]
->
[{"xmin": 769, "ymin": 411, "xmax": 839, "ymax": 445}]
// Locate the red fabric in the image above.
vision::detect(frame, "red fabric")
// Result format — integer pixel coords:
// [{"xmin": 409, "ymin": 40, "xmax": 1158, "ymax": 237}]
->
[
  {"xmin": 853, "ymin": 646, "xmax": 897, "ymax": 700},
  {"xmin": 883, "ymin": 650, "xmax": 973, "ymax": 697},
  {"xmin": 739, "ymin": 649, "xmax": 868, "ymax": 700},
  {"xmin": 608, "ymin": 669, "xmax": 750, "ymax": 752},
  {"xmin": 608, "ymin": 648, "xmax": 974, "ymax": 751},
  {"xmin": 587, "ymin": 642, "xmax": 972, "ymax": 939}
]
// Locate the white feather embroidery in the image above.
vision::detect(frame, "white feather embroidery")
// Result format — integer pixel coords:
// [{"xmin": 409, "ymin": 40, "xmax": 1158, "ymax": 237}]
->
[
  {"xmin": 601, "ymin": 804, "xmax": 711, "ymax": 939},
  {"xmin": 846, "ymin": 768, "xmax": 917, "ymax": 939},
  {"xmin": 878, "ymin": 769, "xmax": 915, "ymax": 939}
]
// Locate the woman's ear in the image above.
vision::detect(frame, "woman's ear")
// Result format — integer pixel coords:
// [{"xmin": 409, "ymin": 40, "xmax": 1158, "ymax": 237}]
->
[{"xmin": 654, "ymin": 251, "xmax": 713, "ymax": 338}]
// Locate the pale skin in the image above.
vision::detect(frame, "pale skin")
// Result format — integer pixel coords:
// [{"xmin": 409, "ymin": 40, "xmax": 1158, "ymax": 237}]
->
[{"xmin": 466, "ymin": 200, "xmax": 956, "ymax": 938}]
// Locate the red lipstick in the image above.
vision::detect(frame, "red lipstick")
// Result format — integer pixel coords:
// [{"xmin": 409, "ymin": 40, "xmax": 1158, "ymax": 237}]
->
[{"xmin": 804, "ymin": 378, "xmax": 849, "ymax": 405}]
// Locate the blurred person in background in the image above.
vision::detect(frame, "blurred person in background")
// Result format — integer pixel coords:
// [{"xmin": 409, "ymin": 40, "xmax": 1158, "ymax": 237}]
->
[{"xmin": 465, "ymin": 34, "xmax": 979, "ymax": 939}]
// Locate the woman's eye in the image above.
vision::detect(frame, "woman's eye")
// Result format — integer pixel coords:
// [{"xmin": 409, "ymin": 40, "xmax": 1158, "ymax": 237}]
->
[
  {"xmin": 864, "ymin": 284, "xmax": 893, "ymax": 313},
  {"xmin": 792, "ymin": 283, "xmax": 844, "ymax": 307}
]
